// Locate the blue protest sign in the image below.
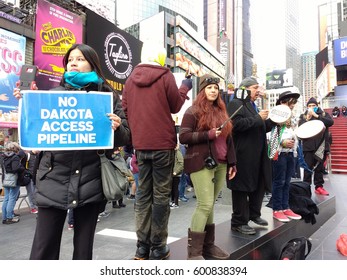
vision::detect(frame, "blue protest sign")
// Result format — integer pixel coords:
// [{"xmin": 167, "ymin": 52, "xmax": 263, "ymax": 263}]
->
[{"xmin": 19, "ymin": 90, "xmax": 114, "ymax": 150}]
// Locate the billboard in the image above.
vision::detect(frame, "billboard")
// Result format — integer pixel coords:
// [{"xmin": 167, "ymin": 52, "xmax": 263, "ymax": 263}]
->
[
  {"xmin": 34, "ymin": 0, "xmax": 83, "ymax": 90},
  {"xmin": 75, "ymin": 0, "xmax": 115, "ymax": 24},
  {"xmin": 85, "ymin": 9, "xmax": 142, "ymax": 92},
  {"xmin": 266, "ymin": 69, "xmax": 293, "ymax": 89},
  {"xmin": 333, "ymin": 37, "xmax": 347, "ymax": 67},
  {"xmin": 0, "ymin": 28, "xmax": 26, "ymax": 117},
  {"xmin": 316, "ymin": 46, "xmax": 329, "ymax": 78}
]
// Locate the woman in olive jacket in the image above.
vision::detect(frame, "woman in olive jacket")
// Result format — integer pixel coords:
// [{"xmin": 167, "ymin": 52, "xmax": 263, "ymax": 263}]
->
[{"xmin": 14, "ymin": 44, "xmax": 130, "ymax": 260}]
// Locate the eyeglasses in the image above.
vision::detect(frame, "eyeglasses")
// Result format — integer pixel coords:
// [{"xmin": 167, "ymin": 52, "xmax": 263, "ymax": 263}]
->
[{"xmin": 205, "ymin": 77, "xmax": 220, "ymax": 84}]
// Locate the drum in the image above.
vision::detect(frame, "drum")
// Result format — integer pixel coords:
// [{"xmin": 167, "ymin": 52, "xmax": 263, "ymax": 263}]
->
[
  {"xmin": 269, "ymin": 105, "xmax": 292, "ymax": 124},
  {"xmin": 295, "ymin": 120, "xmax": 326, "ymax": 139}
]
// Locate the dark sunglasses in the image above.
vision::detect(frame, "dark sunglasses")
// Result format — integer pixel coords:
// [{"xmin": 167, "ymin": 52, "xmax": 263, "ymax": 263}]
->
[{"xmin": 205, "ymin": 77, "xmax": 220, "ymax": 84}]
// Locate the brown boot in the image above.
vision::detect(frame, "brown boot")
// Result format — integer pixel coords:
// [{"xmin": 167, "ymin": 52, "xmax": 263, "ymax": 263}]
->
[
  {"xmin": 203, "ymin": 224, "xmax": 230, "ymax": 259},
  {"xmin": 187, "ymin": 228, "xmax": 205, "ymax": 260}
]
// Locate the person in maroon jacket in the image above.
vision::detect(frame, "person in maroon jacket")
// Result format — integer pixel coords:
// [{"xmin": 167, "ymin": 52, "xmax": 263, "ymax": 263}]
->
[
  {"xmin": 122, "ymin": 46, "xmax": 192, "ymax": 260},
  {"xmin": 179, "ymin": 74, "xmax": 237, "ymax": 260}
]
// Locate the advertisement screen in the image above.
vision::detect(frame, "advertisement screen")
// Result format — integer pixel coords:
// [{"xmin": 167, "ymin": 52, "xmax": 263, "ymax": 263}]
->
[
  {"xmin": 86, "ymin": 9, "xmax": 142, "ymax": 92},
  {"xmin": 34, "ymin": 0, "xmax": 83, "ymax": 90},
  {"xmin": 0, "ymin": 28, "xmax": 26, "ymax": 118}
]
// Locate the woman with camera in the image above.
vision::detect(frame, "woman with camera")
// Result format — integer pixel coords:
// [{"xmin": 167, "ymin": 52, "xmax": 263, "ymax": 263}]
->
[{"xmin": 179, "ymin": 74, "xmax": 237, "ymax": 260}]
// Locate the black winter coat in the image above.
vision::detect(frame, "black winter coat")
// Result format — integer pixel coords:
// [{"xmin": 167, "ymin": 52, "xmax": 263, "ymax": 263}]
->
[
  {"xmin": 226, "ymin": 97, "xmax": 275, "ymax": 193},
  {"xmin": 35, "ymin": 83, "xmax": 131, "ymax": 210}
]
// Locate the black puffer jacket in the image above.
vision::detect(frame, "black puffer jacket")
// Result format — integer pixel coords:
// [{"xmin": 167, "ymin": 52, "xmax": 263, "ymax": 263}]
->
[{"xmin": 35, "ymin": 84, "xmax": 131, "ymax": 210}]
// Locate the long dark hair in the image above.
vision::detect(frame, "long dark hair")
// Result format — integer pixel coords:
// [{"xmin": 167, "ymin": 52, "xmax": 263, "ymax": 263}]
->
[{"xmin": 59, "ymin": 44, "xmax": 116, "ymax": 93}]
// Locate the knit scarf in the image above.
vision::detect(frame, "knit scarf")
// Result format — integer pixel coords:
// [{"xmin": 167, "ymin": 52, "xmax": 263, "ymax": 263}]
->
[
  {"xmin": 268, "ymin": 125, "xmax": 285, "ymax": 160},
  {"xmin": 63, "ymin": 71, "xmax": 103, "ymax": 88}
]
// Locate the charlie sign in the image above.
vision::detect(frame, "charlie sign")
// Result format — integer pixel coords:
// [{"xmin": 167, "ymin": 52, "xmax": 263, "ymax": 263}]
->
[{"xmin": 18, "ymin": 91, "xmax": 113, "ymax": 150}]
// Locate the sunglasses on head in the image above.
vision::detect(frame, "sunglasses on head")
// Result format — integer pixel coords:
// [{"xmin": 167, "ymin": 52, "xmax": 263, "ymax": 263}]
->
[{"xmin": 205, "ymin": 77, "xmax": 220, "ymax": 84}]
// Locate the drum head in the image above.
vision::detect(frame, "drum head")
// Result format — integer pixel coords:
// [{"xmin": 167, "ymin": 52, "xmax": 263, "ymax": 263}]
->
[
  {"xmin": 295, "ymin": 120, "xmax": 326, "ymax": 139},
  {"xmin": 269, "ymin": 105, "xmax": 291, "ymax": 124}
]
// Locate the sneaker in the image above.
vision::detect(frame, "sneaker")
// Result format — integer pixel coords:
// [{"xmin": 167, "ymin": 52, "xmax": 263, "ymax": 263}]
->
[
  {"xmin": 170, "ymin": 203, "xmax": 179, "ymax": 209},
  {"xmin": 315, "ymin": 186, "xmax": 329, "ymax": 196},
  {"xmin": 30, "ymin": 208, "xmax": 38, "ymax": 214},
  {"xmin": 283, "ymin": 209, "xmax": 302, "ymax": 220},
  {"xmin": 179, "ymin": 196, "xmax": 189, "ymax": 202},
  {"xmin": 127, "ymin": 194, "xmax": 136, "ymax": 200},
  {"xmin": 273, "ymin": 211, "xmax": 290, "ymax": 222},
  {"xmin": 13, "ymin": 212, "xmax": 20, "ymax": 217},
  {"xmin": 186, "ymin": 186, "xmax": 193, "ymax": 192},
  {"xmin": 118, "ymin": 202, "xmax": 126, "ymax": 208},
  {"xmin": 68, "ymin": 224, "xmax": 74, "ymax": 230},
  {"xmin": 3, "ymin": 217, "xmax": 20, "ymax": 224},
  {"xmin": 98, "ymin": 211, "xmax": 110, "ymax": 218}
]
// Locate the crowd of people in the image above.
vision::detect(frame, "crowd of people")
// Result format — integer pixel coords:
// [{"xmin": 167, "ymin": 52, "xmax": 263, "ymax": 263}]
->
[{"xmin": 0, "ymin": 42, "xmax": 335, "ymax": 261}]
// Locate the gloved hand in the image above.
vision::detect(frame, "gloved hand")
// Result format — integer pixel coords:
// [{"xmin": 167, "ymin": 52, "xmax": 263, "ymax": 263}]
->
[{"xmin": 181, "ymin": 78, "xmax": 192, "ymax": 90}]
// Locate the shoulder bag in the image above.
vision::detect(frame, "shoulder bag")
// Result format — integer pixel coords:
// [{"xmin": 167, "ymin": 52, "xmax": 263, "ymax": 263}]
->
[{"xmin": 98, "ymin": 151, "xmax": 132, "ymax": 201}]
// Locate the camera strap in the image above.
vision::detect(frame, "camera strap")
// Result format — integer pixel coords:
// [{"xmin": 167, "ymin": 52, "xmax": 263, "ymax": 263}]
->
[{"xmin": 207, "ymin": 137, "xmax": 213, "ymax": 158}]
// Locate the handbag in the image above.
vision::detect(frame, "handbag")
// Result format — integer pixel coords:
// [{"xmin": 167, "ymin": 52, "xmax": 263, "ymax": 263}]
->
[
  {"xmin": 3, "ymin": 172, "xmax": 18, "ymax": 187},
  {"xmin": 98, "ymin": 151, "xmax": 132, "ymax": 201}
]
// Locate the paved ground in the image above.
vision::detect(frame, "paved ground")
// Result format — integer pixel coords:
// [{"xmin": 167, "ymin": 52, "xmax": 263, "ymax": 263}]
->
[{"xmin": 0, "ymin": 173, "xmax": 346, "ymax": 260}]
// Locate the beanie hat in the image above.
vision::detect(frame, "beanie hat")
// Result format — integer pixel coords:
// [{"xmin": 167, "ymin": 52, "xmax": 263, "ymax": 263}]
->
[
  {"xmin": 306, "ymin": 97, "xmax": 318, "ymax": 107},
  {"xmin": 239, "ymin": 76, "xmax": 258, "ymax": 88},
  {"xmin": 199, "ymin": 74, "xmax": 220, "ymax": 93}
]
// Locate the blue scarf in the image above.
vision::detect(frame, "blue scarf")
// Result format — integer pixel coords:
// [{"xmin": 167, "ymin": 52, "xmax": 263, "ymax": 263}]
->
[{"xmin": 64, "ymin": 71, "xmax": 103, "ymax": 88}]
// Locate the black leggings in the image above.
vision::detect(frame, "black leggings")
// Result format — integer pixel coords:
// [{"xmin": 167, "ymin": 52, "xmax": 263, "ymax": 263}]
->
[{"xmin": 30, "ymin": 202, "xmax": 102, "ymax": 260}]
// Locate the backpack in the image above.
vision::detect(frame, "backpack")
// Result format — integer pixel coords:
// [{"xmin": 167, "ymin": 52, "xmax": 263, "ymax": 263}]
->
[
  {"xmin": 279, "ymin": 237, "xmax": 312, "ymax": 260},
  {"xmin": 289, "ymin": 180, "xmax": 319, "ymax": 224}
]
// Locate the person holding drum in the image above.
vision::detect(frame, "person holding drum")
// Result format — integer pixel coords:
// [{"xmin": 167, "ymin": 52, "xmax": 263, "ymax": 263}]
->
[
  {"xmin": 298, "ymin": 97, "xmax": 334, "ymax": 196},
  {"xmin": 269, "ymin": 91, "xmax": 302, "ymax": 222}
]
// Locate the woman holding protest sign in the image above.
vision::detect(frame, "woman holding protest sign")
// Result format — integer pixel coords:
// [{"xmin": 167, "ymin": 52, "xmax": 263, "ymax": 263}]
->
[{"xmin": 13, "ymin": 44, "xmax": 130, "ymax": 260}]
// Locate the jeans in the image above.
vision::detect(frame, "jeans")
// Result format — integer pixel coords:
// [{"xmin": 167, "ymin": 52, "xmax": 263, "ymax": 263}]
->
[
  {"xmin": 272, "ymin": 152, "xmax": 295, "ymax": 211},
  {"xmin": 2, "ymin": 186, "xmax": 20, "ymax": 220},
  {"xmin": 178, "ymin": 172, "xmax": 188, "ymax": 198},
  {"xmin": 25, "ymin": 180, "xmax": 36, "ymax": 209},
  {"xmin": 135, "ymin": 149, "xmax": 174, "ymax": 250}
]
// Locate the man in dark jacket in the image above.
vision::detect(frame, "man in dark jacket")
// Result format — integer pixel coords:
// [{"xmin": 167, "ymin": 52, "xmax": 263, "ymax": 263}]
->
[
  {"xmin": 122, "ymin": 46, "xmax": 192, "ymax": 260},
  {"xmin": 298, "ymin": 97, "xmax": 334, "ymax": 196},
  {"xmin": 227, "ymin": 77, "xmax": 275, "ymax": 235}
]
